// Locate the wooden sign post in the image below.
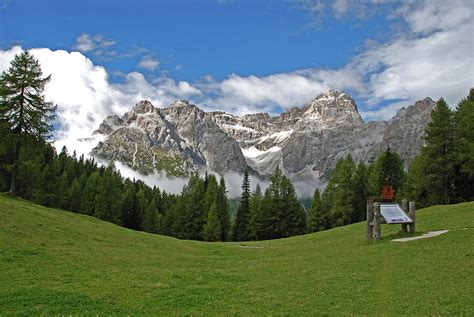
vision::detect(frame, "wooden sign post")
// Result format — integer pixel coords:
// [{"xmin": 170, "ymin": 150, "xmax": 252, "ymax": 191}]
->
[
  {"xmin": 409, "ymin": 202, "xmax": 416, "ymax": 233},
  {"xmin": 366, "ymin": 198, "xmax": 374, "ymax": 240},
  {"xmin": 366, "ymin": 199, "xmax": 416, "ymax": 241},
  {"xmin": 401, "ymin": 199, "xmax": 408, "ymax": 233}
]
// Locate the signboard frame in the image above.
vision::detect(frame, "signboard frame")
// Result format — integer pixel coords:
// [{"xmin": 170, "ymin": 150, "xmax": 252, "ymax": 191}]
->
[{"xmin": 380, "ymin": 203, "xmax": 413, "ymax": 224}]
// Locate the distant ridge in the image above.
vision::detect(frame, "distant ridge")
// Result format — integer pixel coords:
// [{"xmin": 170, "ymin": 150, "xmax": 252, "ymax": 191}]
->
[{"xmin": 92, "ymin": 90, "xmax": 435, "ymax": 182}]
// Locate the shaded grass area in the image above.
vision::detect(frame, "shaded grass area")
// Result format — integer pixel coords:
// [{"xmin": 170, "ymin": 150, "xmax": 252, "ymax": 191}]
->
[{"xmin": 0, "ymin": 194, "xmax": 473, "ymax": 315}]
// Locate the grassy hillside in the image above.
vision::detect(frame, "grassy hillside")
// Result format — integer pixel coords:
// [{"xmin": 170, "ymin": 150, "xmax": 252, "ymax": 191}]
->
[{"xmin": 0, "ymin": 194, "xmax": 473, "ymax": 315}]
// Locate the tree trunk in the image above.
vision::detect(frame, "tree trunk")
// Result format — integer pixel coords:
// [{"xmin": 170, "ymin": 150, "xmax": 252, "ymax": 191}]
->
[
  {"xmin": 10, "ymin": 86, "xmax": 24, "ymax": 196},
  {"xmin": 9, "ymin": 139, "xmax": 21, "ymax": 196}
]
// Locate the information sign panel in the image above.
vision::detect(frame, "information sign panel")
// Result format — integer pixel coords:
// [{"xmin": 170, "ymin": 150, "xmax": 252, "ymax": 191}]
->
[{"xmin": 380, "ymin": 203, "xmax": 413, "ymax": 224}]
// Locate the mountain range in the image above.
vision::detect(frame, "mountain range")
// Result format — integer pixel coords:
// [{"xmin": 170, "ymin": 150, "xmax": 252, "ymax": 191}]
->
[{"xmin": 91, "ymin": 90, "xmax": 435, "ymax": 184}]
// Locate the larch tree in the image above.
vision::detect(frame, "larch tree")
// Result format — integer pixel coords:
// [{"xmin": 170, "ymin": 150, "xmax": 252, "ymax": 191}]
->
[{"xmin": 0, "ymin": 51, "xmax": 56, "ymax": 195}]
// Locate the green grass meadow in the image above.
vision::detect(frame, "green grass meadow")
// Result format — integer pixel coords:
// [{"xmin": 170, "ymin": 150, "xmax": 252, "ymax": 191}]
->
[{"xmin": 1, "ymin": 194, "xmax": 473, "ymax": 315}]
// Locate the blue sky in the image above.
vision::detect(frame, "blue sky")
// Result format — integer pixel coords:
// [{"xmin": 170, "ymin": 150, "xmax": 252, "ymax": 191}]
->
[
  {"xmin": 0, "ymin": 0, "xmax": 473, "ymax": 153},
  {"xmin": 1, "ymin": 0, "xmax": 391, "ymax": 81}
]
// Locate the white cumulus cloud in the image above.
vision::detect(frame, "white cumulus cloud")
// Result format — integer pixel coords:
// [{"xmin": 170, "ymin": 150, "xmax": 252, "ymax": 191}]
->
[{"xmin": 0, "ymin": 47, "xmax": 202, "ymax": 159}]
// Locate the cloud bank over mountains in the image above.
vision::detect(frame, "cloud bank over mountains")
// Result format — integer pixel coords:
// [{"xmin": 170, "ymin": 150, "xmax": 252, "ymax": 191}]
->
[{"xmin": 0, "ymin": 0, "xmax": 472, "ymax": 160}]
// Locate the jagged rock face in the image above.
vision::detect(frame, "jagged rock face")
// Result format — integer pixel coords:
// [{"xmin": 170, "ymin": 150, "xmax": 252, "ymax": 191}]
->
[
  {"xmin": 160, "ymin": 100, "xmax": 247, "ymax": 174},
  {"xmin": 209, "ymin": 90, "xmax": 434, "ymax": 182},
  {"xmin": 91, "ymin": 100, "xmax": 247, "ymax": 176},
  {"xmin": 91, "ymin": 91, "xmax": 435, "ymax": 183}
]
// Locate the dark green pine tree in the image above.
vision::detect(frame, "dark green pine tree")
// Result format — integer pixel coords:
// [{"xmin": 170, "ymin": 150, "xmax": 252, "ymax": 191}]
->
[
  {"xmin": 259, "ymin": 168, "xmax": 283, "ymax": 240},
  {"xmin": 308, "ymin": 189, "xmax": 323, "ymax": 232},
  {"xmin": 453, "ymin": 89, "xmax": 474, "ymax": 201},
  {"xmin": 172, "ymin": 174, "xmax": 206, "ymax": 240},
  {"xmin": 94, "ymin": 165, "xmax": 122, "ymax": 225},
  {"xmin": 378, "ymin": 147, "xmax": 404, "ymax": 191},
  {"xmin": 351, "ymin": 161, "xmax": 369, "ymax": 222},
  {"xmin": 203, "ymin": 202, "xmax": 222, "ymax": 242},
  {"xmin": 35, "ymin": 160, "xmax": 62, "ymax": 208},
  {"xmin": 403, "ymin": 155, "xmax": 430, "ymax": 207},
  {"xmin": 81, "ymin": 171, "xmax": 100, "ymax": 215},
  {"xmin": 323, "ymin": 155, "xmax": 356, "ymax": 227},
  {"xmin": 121, "ymin": 182, "xmax": 137, "ymax": 229},
  {"xmin": 186, "ymin": 175, "xmax": 206, "ymax": 240},
  {"xmin": 233, "ymin": 169, "xmax": 251, "ymax": 241},
  {"xmin": 14, "ymin": 138, "xmax": 44, "ymax": 200},
  {"xmin": 68, "ymin": 177, "xmax": 84, "ymax": 213},
  {"xmin": 422, "ymin": 98, "xmax": 456, "ymax": 204},
  {"xmin": 0, "ymin": 131, "xmax": 13, "ymax": 191},
  {"xmin": 160, "ymin": 191, "xmax": 177, "ymax": 236},
  {"xmin": 203, "ymin": 174, "xmax": 219, "ymax": 215},
  {"xmin": 367, "ymin": 149, "xmax": 404, "ymax": 197},
  {"xmin": 143, "ymin": 202, "xmax": 159, "ymax": 234},
  {"xmin": 143, "ymin": 189, "xmax": 162, "ymax": 233},
  {"xmin": 258, "ymin": 188, "xmax": 276, "ymax": 240},
  {"xmin": 216, "ymin": 176, "xmax": 230, "ymax": 241},
  {"xmin": 74, "ymin": 173, "xmax": 88, "ymax": 212},
  {"xmin": 170, "ymin": 195, "xmax": 187, "ymax": 238},
  {"xmin": 282, "ymin": 175, "xmax": 307, "ymax": 237},
  {"xmin": 248, "ymin": 184, "xmax": 263, "ymax": 240},
  {"xmin": 135, "ymin": 187, "xmax": 148, "ymax": 230},
  {"xmin": 0, "ymin": 51, "xmax": 56, "ymax": 196}
]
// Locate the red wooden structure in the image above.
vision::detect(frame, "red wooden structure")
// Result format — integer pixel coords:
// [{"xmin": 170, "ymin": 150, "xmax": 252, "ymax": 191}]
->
[{"xmin": 381, "ymin": 184, "xmax": 395, "ymax": 201}]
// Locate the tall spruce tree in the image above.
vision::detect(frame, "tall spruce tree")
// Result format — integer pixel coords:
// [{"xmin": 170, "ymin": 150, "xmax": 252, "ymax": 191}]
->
[
  {"xmin": 143, "ymin": 190, "xmax": 163, "ymax": 234},
  {"xmin": 80, "ymin": 171, "xmax": 100, "ymax": 215},
  {"xmin": 453, "ymin": 89, "xmax": 474, "ymax": 201},
  {"xmin": 258, "ymin": 188, "xmax": 276, "ymax": 240},
  {"xmin": 423, "ymin": 98, "xmax": 456, "ymax": 204},
  {"xmin": 351, "ymin": 161, "xmax": 369, "ymax": 222},
  {"xmin": 367, "ymin": 149, "xmax": 404, "ymax": 197},
  {"xmin": 248, "ymin": 184, "xmax": 263, "ymax": 240},
  {"xmin": 233, "ymin": 169, "xmax": 251, "ymax": 241},
  {"xmin": 121, "ymin": 183, "xmax": 136, "ymax": 228},
  {"xmin": 322, "ymin": 155, "xmax": 356, "ymax": 226},
  {"xmin": 308, "ymin": 189, "xmax": 324, "ymax": 232},
  {"xmin": 403, "ymin": 155, "xmax": 430, "ymax": 206},
  {"xmin": 172, "ymin": 174, "xmax": 206, "ymax": 240},
  {"xmin": 203, "ymin": 174, "xmax": 219, "ymax": 215},
  {"xmin": 203, "ymin": 202, "xmax": 222, "ymax": 242},
  {"xmin": 94, "ymin": 165, "xmax": 122, "ymax": 225},
  {"xmin": 217, "ymin": 176, "xmax": 230, "ymax": 241},
  {"xmin": 257, "ymin": 167, "xmax": 306, "ymax": 239},
  {"xmin": 0, "ymin": 51, "xmax": 56, "ymax": 195},
  {"xmin": 280, "ymin": 175, "xmax": 307, "ymax": 237}
]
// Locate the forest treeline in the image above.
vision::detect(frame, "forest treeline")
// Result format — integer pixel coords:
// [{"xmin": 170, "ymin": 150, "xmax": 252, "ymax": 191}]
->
[
  {"xmin": 0, "ymin": 139, "xmax": 306, "ymax": 241},
  {"xmin": 1, "ymin": 51, "xmax": 473, "ymax": 241}
]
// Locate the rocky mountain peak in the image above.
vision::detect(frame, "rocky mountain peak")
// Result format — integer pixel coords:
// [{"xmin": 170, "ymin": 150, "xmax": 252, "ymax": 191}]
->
[
  {"xmin": 297, "ymin": 90, "xmax": 363, "ymax": 128},
  {"xmin": 131, "ymin": 100, "xmax": 156, "ymax": 114},
  {"xmin": 414, "ymin": 97, "xmax": 435, "ymax": 111},
  {"xmin": 164, "ymin": 99, "xmax": 205, "ymax": 122},
  {"xmin": 169, "ymin": 99, "xmax": 193, "ymax": 108},
  {"xmin": 306, "ymin": 90, "xmax": 358, "ymax": 113}
]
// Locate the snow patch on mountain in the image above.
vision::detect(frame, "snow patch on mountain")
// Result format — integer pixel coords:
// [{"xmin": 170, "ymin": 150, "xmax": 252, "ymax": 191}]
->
[{"xmin": 258, "ymin": 129, "xmax": 293, "ymax": 145}]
